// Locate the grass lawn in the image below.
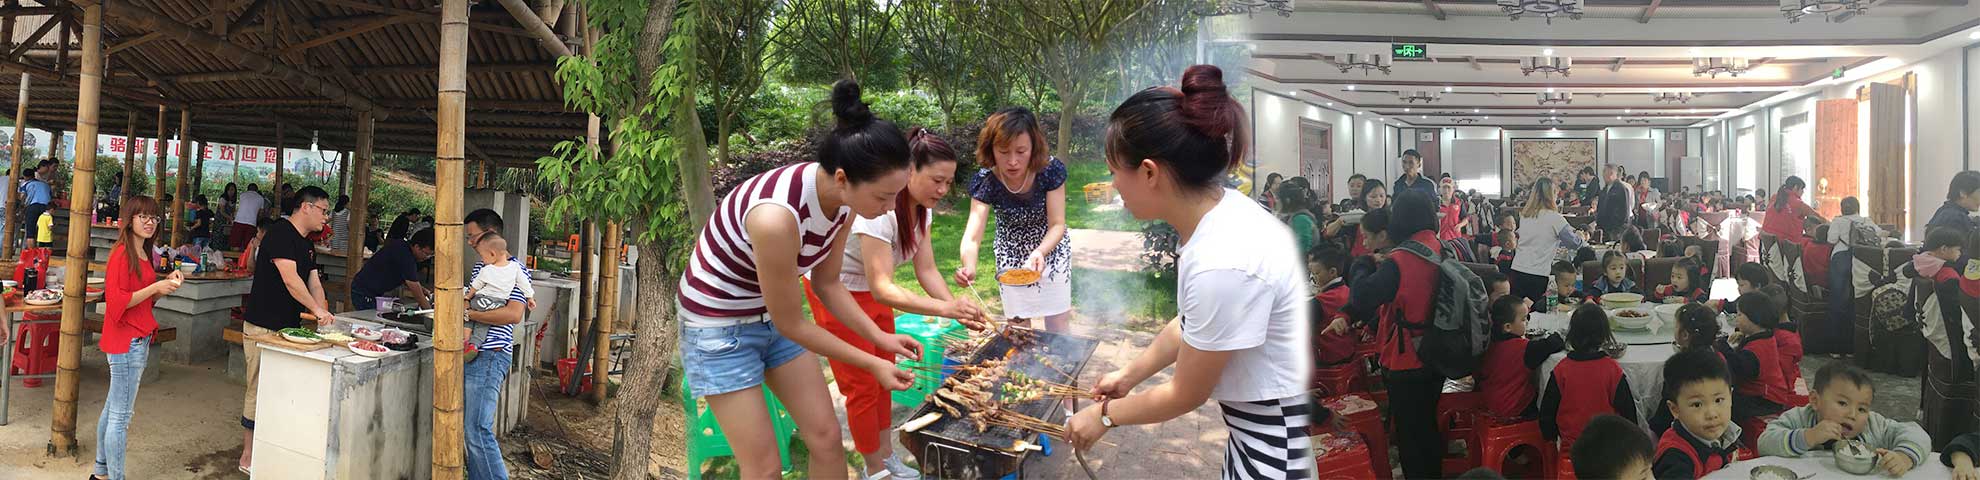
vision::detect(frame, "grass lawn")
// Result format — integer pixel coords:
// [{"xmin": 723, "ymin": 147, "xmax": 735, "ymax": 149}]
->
[{"xmin": 1063, "ymin": 160, "xmax": 1149, "ymax": 232}]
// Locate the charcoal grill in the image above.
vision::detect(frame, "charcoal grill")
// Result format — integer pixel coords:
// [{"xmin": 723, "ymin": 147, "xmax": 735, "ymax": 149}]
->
[{"xmin": 899, "ymin": 327, "xmax": 1100, "ymax": 479}]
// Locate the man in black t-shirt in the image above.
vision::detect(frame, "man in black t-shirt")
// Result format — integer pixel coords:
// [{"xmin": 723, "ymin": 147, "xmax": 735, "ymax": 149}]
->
[
  {"xmin": 237, "ymin": 186, "xmax": 334, "ymax": 473},
  {"xmin": 351, "ymin": 228, "xmax": 435, "ymax": 310}
]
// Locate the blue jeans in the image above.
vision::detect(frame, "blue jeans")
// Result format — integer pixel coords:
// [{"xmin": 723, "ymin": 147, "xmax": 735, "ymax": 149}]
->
[
  {"xmin": 464, "ymin": 349, "xmax": 511, "ymax": 480},
  {"xmin": 94, "ymin": 337, "xmax": 149, "ymax": 480}
]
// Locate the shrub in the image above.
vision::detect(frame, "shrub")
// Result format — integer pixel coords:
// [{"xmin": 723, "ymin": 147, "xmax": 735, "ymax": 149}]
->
[{"xmin": 1140, "ymin": 221, "xmax": 1179, "ymax": 278}]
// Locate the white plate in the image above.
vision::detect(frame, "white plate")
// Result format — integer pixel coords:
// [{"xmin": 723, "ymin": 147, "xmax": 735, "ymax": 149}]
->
[
  {"xmin": 24, "ymin": 298, "xmax": 59, "ymax": 306},
  {"xmin": 348, "ymin": 343, "xmax": 389, "ymax": 357}
]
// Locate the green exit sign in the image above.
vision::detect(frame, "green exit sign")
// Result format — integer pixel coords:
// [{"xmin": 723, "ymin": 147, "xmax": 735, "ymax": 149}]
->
[
  {"xmin": 1392, "ymin": 44, "xmax": 1428, "ymax": 59},
  {"xmin": 1832, "ymin": 67, "xmax": 1847, "ymax": 79}
]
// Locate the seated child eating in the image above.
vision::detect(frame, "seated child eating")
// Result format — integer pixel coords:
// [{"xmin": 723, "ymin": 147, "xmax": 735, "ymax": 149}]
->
[
  {"xmin": 1758, "ymin": 362, "xmax": 1929, "ymax": 476},
  {"xmin": 1717, "ymin": 294, "xmax": 1792, "ymax": 427},
  {"xmin": 1651, "ymin": 350, "xmax": 1743, "ymax": 479},
  {"xmin": 1652, "ymin": 303, "xmax": 1728, "ymax": 435},
  {"xmin": 1573, "ymin": 414, "xmax": 1655, "ymax": 480},
  {"xmin": 1310, "ymin": 247, "xmax": 1356, "ymax": 367},
  {"xmin": 1584, "ymin": 251, "xmax": 1638, "ymax": 301},
  {"xmin": 1683, "ymin": 245, "xmax": 1711, "ymax": 280},
  {"xmin": 1546, "ymin": 260, "xmax": 1582, "ymax": 312},
  {"xmin": 1654, "ymin": 259, "xmax": 1711, "ymax": 305},
  {"xmin": 1542, "ymin": 304, "xmax": 1640, "ymax": 447},
  {"xmin": 1480, "ymin": 295, "xmax": 1565, "ymax": 420}
]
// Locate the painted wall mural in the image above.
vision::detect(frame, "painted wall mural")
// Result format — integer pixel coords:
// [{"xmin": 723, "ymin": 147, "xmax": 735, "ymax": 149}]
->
[{"xmin": 1511, "ymin": 138, "xmax": 1598, "ymax": 190}]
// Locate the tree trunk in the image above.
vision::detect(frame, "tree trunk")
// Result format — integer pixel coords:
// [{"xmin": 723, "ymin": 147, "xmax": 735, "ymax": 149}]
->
[
  {"xmin": 1057, "ymin": 81, "xmax": 1078, "ymax": 157},
  {"xmin": 612, "ymin": 236, "xmax": 678, "ymax": 480},
  {"xmin": 716, "ymin": 113, "xmax": 732, "ymax": 168}
]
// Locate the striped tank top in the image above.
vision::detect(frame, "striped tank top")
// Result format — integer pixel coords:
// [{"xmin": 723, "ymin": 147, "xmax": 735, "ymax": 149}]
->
[{"xmin": 678, "ymin": 162, "xmax": 850, "ymax": 321}]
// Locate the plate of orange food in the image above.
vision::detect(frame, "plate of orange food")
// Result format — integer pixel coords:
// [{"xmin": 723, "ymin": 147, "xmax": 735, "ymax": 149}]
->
[{"xmin": 997, "ymin": 269, "xmax": 1041, "ymax": 286}]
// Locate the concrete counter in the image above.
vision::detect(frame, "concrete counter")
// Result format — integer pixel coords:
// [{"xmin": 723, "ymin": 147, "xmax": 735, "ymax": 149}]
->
[{"xmin": 249, "ymin": 321, "xmax": 434, "ymax": 480}]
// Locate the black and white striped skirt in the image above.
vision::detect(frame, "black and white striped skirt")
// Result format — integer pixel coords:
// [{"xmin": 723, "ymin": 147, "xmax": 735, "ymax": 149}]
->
[{"xmin": 1218, "ymin": 394, "xmax": 1314, "ymax": 480}]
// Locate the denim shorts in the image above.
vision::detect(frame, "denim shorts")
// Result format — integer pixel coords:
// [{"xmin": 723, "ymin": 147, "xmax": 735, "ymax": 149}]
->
[{"xmin": 679, "ymin": 317, "xmax": 807, "ymax": 397}]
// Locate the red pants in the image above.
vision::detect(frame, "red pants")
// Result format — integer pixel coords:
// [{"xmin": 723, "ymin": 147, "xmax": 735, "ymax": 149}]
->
[
  {"xmin": 802, "ymin": 282, "xmax": 896, "ymax": 455},
  {"xmin": 228, "ymin": 222, "xmax": 256, "ymax": 250}
]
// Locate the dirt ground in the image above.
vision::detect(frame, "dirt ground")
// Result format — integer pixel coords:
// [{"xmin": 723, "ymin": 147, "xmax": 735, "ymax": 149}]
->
[{"xmin": 0, "ymin": 355, "xmax": 249, "ymax": 480}]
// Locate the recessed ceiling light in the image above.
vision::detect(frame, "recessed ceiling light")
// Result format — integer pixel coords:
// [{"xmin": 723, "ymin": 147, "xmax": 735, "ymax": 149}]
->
[
  {"xmin": 1347, "ymin": 85, "xmax": 1357, "ymax": 90},
  {"xmin": 1617, "ymin": 116, "xmax": 1623, "ymax": 120},
  {"xmin": 1690, "ymin": 108, "xmax": 1697, "ymax": 113},
  {"xmin": 1483, "ymin": 116, "xmax": 1490, "ymax": 120},
  {"xmin": 1421, "ymin": 115, "xmax": 1428, "ymax": 119},
  {"xmin": 1546, "ymin": 87, "xmax": 1555, "ymax": 93},
  {"xmin": 1550, "ymin": 127, "xmax": 1559, "ymax": 132},
  {"xmin": 1404, "ymin": 108, "xmax": 1412, "ymax": 112},
  {"xmin": 1970, "ymin": 31, "xmax": 1980, "ymax": 40},
  {"xmin": 1550, "ymin": 109, "xmax": 1557, "ymax": 113},
  {"xmin": 1624, "ymin": 109, "xmax": 1632, "ymax": 113},
  {"xmin": 1326, "ymin": 102, "xmax": 1333, "ymax": 106},
  {"xmin": 1543, "ymin": 48, "xmax": 1555, "ymax": 56},
  {"xmin": 1445, "ymin": 87, "xmax": 1453, "ymax": 92},
  {"xmin": 1473, "ymin": 108, "xmax": 1481, "ymax": 113}
]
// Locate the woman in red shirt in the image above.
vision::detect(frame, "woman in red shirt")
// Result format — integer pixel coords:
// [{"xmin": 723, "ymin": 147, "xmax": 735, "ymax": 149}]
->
[
  {"xmin": 1760, "ymin": 176, "xmax": 1824, "ymax": 244},
  {"xmin": 91, "ymin": 195, "xmax": 184, "ymax": 480}
]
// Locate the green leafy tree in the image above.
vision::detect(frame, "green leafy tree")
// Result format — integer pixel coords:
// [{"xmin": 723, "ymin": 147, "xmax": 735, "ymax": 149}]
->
[
  {"xmin": 954, "ymin": 0, "xmax": 1154, "ymax": 154},
  {"xmin": 898, "ymin": 0, "xmax": 975, "ymax": 129},
  {"xmin": 536, "ymin": 0, "xmax": 711, "ymax": 477},
  {"xmin": 769, "ymin": 0, "xmax": 902, "ymax": 89},
  {"xmin": 698, "ymin": 0, "xmax": 777, "ymax": 166}
]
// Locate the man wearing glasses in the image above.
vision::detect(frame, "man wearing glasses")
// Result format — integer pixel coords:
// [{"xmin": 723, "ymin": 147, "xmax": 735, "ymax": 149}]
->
[
  {"xmin": 236, "ymin": 186, "xmax": 335, "ymax": 474},
  {"xmin": 462, "ymin": 208, "xmax": 527, "ymax": 480}
]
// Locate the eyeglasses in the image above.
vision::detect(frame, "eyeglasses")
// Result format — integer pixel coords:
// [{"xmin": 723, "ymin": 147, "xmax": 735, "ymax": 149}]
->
[
  {"xmin": 304, "ymin": 202, "xmax": 330, "ymax": 214},
  {"xmin": 133, "ymin": 214, "xmax": 160, "ymax": 224}
]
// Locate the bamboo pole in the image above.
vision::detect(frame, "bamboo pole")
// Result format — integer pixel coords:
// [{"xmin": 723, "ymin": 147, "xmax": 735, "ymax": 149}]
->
[
  {"xmin": 120, "ymin": 110, "xmax": 132, "ymax": 201},
  {"xmin": 152, "ymin": 105, "xmax": 163, "ymax": 198},
  {"xmin": 170, "ymin": 109, "xmax": 188, "ymax": 246},
  {"xmin": 593, "ymin": 223, "xmax": 619, "ymax": 403},
  {"xmin": 2, "ymin": 72, "xmax": 27, "ymax": 259},
  {"xmin": 573, "ymin": 220, "xmax": 593, "ymax": 391},
  {"xmin": 44, "ymin": 123, "xmax": 58, "ymax": 161},
  {"xmin": 336, "ymin": 150, "xmax": 348, "ymax": 198},
  {"xmin": 50, "ymin": 3, "xmax": 104, "ymax": 455},
  {"xmin": 193, "ymin": 140, "xmax": 203, "ymax": 197},
  {"xmin": 433, "ymin": 0, "xmax": 469, "ymax": 477},
  {"xmin": 272, "ymin": 122, "xmax": 283, "ymax": 194},
  {"xmin": 347, "ymin": 111, "xmax": 371, "ymax": 290}
]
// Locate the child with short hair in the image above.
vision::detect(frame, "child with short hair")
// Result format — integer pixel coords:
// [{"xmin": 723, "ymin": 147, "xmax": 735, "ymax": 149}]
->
[
  {"xmin": 1682, "ymin": 245, "xmax": 1712, "ymax": 280},
  {"xmin": 468, "ymin": 232, "xmax": 533, "ymax": 312},
  {"xmin": 1310, "ymin": 247, "xmax": 1355, "ymax": 367},
  {"xmin": 1651, "ymin": 350, "xmax": 1742, "ymax": 479},
  {"xmin": 1758, "ymin": 363, "xmax": 1929, "ymax": 476},
  {"xmin": 1573, "ymin": 414, "xmax": 1656, "ymax": 480},
  {"xmin": 1584, "ymin": 251, "xmax": 1638, "ymax": 300},
  {"xmin": 1481, "ymin": 270, "xmax": 1511, "ymax": 304},
  {"xmin": 1914, "ymin": 228, "xmax": 1975, "ymax": 449},
  {"xmin": 1493, "ymin": 230, "xmax": 1518, "ymax": 275},
  {"xmin": 1542, "ymin": 304, "xmax": 1640, "ymax": 448},
  {"xmin": 1480, "ymin": 295, "xmax": 1565, "ymax": 420},
  {"xmin": 1718, "ymin": 294, "xmax": 1792, "ymax": 427},
  {"xmin": 1654, "ymin": 260, "xmax": 1711, "ymax": 305},
  {"xmin": 1546, "ymin": 260, "xmax": 1582, "ymax": 313}
]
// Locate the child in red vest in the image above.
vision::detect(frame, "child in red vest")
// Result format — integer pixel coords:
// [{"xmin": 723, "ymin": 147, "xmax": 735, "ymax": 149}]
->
[
  {"xmin": 1572, "ymin": 415, "xmax": 1656, "ymax": 480},
  {"xmin": 1479, "ymin": 295, "xmax": 1565, "ymax": 420},
  {"xmin": 1652, "ymin": 350, "xmax": 1743, "ymax": 479},
  {"xmin": 1584, "ymin": 251, "xmax": 1639, "ymax": 302},
  {"xmin": 1541, "ymin": 303, "xmax": 1640, "ymax": 448},
  {"xmin": 1718, "ymin": 293, "xmax": 1792, "ymax": 425},
  {"xmin": 1310, "ymin": 247, "xmax": 1355, "ymax": 367},
  {"xmin": 1481, "ymin": 270, "xmax": 1511, "ymax": 305},
  {"xmin": 1651, "ymin": 303, "xmax": 1729, "ymax": 436},
  {"xmin": 1654, "ymin": 259, "xmax": 1712, "ymax": 306}
]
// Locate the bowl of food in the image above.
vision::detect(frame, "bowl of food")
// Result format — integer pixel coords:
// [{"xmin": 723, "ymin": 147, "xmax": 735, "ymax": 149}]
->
[
  {"xmin": 348, "ymin": 340, "xmax": 390, "ymax": 358},
  {"xmin": 1653, "ymin": 303, "xmax": 1685, "ymax": 328},
  {"xmin": 1748, "ymin": 465, "xmax": 1801, "ymax": 480},
  {"xmin": 352, "ymin": 326, "xmax": 383, "ymax": 342},
  {"xmin": 380, "ymin": 328, "xmax": 410, "ymax": 345},
  {"xmin": 176, "ymin": 263, "xmax": 198, "ymax": 275},
  {"xmin": 1834, "ymin": 439, "xmax": 1877, "ymax": 475},
  {"xmin": 1609, "ymin": 307, "xmax": 1654, "ymax": 330},
  {"xmin": 277, "ymin": 327, "xmax": 323, "ymax": 345},
  {"xmin": 24, "ymin": 289, "xmax": 60, "ymax": 305},
  {"xmin": 1600, "ymin": 292, "xmax": 1645, "ymax": 309},
  {"xmin": 997, "ymin": 269, "xmax": 1041, "ymax": 286}
]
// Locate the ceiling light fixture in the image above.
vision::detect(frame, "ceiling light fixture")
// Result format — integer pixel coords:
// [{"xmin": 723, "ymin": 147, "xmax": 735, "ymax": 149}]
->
[
  {"xmin": 1540, "ymin": 117, "xmax": 1564, "ymax": 125},
  {"xmin": 1499, "ymin": 1, "xmax": 1583, "ymax": 23},
  {"xmin": 1537, "ymin": 92, "xmax": 1573, "ymax": 105},
  {"xmin": 1347, "ymin": 85, "xmax": 1357, "ymax": 90},
  {"xmin": 1971, "ymin": 31, "xmax": 1980, "ymax": 40},
  {"xmin": 1330, "ymin": 54, "xmax": 1392, "ymax": 75},
  {"xmin": 1398, "ymin": 90, "xmax": 1442, "ymax": 103},
  {"xmin": 1404, "ymin": 108, "xmax": 1412, "ymax": 112},
  {"xmin": 1455, "ymin": 118, "xmax": 1479, "ymax": 124},
  {"xmin": 1653, "ymin": 92, "xmax": 1696, "ymax": 103},
  {"xmin": 1624, "ymin": 108, "xmax": 1632, "ymax": 113},
  {"xmin": 1780, "ymin": 0, "xmax": 1870, "ymax": 23},
  {"xmin": 1625, "ymin": 118, "xmax": 1652, "ymax": 124},
  {"xmin": 1522, "ymin": 57, "xmax": 1572, "ymax": 76},
  {"xmin": 1473, "ymin": 108, "xmax": 1481, "ymax": 113},
  {"xmin": 1192, "ymin": 0, "xmax": 1295, "ymax": 17},
  {"xmin": 1693, "ymin": 57, "xmax": 1752, "ymax": 78},
  {"xmin": 1445, "ymin": 86, "xmax": 1454, "ymax": 92}
]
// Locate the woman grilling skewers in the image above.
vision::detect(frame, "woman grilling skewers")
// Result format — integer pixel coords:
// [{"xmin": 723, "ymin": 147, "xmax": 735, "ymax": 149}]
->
[
  {"xmin": 802, "ymin": 127, "xmax": 989, "ymax": 480},
  {"xmin": 1066, "ymin": 65, "xmax": 1313, "ymax": 480},
  {"xmin": 677, "ymin": 80, "xmax": 925, "ymax": 480}
]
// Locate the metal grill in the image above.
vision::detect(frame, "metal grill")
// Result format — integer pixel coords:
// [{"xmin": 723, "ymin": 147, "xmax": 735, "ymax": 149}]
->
[{"xmin": 900, "ymin": 328, "xmax": 1100, "ymax": 478}]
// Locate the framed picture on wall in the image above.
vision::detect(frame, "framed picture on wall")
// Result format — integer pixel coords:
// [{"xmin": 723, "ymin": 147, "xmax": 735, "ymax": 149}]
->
[
  {"xmin": 1418, "ymin": 131, "xmax": 1434, "ymax": 142},
  {"xmin": 1511, "ymin": 138, "xmax": 1598, "ymax": 189},
  {"xmin": 1670, "ymin": 130, "xmax": 1685, "ymax": 141}
]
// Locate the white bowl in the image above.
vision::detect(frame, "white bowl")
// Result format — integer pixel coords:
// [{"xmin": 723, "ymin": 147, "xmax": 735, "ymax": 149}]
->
[
  {"xmin": 1653, "ymin": 303, "xmax": 1684, "ymax": 328},
  {"xmin": 1834, "ymin": 440, "xmax": 1877, "ymax": 475},
  {"xmin": 1600, "ymin": 292, "xmax": 1645, "ymax": 309},
  {"xmin": 1609, "ymin": 307, "xmax": 1655, "ymax": 330}
]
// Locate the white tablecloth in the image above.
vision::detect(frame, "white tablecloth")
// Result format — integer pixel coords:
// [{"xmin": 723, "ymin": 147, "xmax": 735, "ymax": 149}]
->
[
  {"xmin": 1528, "ymin": 310, "xmax": 1735, "ymax": 425},
  {"xmin": 1700, "ymin": 451, "xmax": 1951, "ymax": 479}
]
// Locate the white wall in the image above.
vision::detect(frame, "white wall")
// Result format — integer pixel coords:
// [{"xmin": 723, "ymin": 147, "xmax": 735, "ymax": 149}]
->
[{"xmin": 1250, "ymin": 88, "xmax": 1358, "ymax": 202}]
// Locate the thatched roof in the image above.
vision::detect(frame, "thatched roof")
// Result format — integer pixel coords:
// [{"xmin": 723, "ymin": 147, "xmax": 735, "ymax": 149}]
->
[{"xmin": 0, "ymin": 0, "xmax": 586, "ymax": 168}]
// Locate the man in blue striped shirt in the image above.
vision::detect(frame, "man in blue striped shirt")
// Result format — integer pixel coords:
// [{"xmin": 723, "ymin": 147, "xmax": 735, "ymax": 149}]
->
[{"xmin": 463, "ymin": 208, "xmax": 526, "ymax": 480}]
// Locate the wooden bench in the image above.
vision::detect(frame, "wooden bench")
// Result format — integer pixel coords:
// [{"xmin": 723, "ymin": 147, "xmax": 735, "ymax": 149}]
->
[
  {"xmin": 223, "ymin": 318, "xmax": 243, "ymax": 345},
  {"xmin": 81, "ymin": 313, "xmax": 178, "ymax": 345}
]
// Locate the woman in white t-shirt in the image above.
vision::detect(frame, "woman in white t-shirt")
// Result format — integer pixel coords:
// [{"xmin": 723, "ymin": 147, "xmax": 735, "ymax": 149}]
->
[
  {"xmin": 1067, "ymin": 65, "xmax": 1313, "ymax": 480},
  {"xmin": 801, "ymin": 128, "xmax": 986, "ymax": 480},
  {"xmin": 1510, "ymin": 177, "xmax": 1589, "ymax": 310}
]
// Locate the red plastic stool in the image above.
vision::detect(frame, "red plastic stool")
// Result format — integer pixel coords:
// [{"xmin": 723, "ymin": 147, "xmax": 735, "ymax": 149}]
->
[
  {"xmin": 10, "ymin": 322, "xmax": 59, "ymax": 388},
  {"xmin": 1738, "ymin": 415, "xmax": 1777, "ymax": 453},
  {"xmin": 1322, "ymin": 394, "xmax": 1391, "ymax": 480},
  {"xmin": 1312, "ymin": 362, "xmax": 1364, "ymax": 398},
  {"xmin": 1313, "ymin": 433, "xmax": 1379, "ymax": 480},
  {"xmin": 1476, "ymin": 416, "xmax": 1554, "ymax": 479},
  {"xmin": 1436, "ymin": 391, "xmax": 1485, "ymax": 473}
]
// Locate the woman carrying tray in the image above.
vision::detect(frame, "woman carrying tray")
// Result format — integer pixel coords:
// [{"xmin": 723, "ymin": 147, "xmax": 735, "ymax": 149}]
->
[
  {"xmin": 1066, "ymin": 65, "xmax": 1313, "ymax": 479},
  {"xmin": 957, "ymin": 107, "xmax": 1073, "ymax": 333},
  {"xmin": 677, "ymin": 80, "xmax": 926, "ymax": 480},
  {"xmin": 802, "ymin": 126, "xmax": 989, "ymax": 480}
]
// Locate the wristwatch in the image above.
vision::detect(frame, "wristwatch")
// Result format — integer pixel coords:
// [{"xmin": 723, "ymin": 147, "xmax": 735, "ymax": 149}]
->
[{"xmin": 1100, "ymin": 398, "xmax": 1117, "ymax": 428}]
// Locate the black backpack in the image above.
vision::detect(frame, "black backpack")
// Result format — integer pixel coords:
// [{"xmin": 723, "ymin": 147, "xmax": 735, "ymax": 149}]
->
[{"xmin": 1391, "ymin": 239, "xmax": 1492, "ymax": 379}]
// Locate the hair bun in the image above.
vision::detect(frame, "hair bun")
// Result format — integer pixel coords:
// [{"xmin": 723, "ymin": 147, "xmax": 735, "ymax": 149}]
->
[
  {"xmin": 831, "ymin": 79, "xmax": 875, "ymax": 129},
  {"xmin": 1177, "ymin": 65, "xmax": 1237, "ymax": 140}
]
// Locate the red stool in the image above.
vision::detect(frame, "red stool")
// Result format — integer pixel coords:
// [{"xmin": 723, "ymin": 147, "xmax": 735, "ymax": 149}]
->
[
  {"xmin": 1313, "ymin": 433, "xmax": 1379, "ymax": 480},
  {"xmin": 1436, "ymin": 391, "xmax": 1485, "ymax": 473},
  {"xmin": 1476, "ymin": 416, "xmax": 1554, "ymax": 479},
  {"xmin": 10, "ymin": 321, "xmax": 59, "ymax": 388},
  {"xmin": 1312, "ymin": 362, "xmax": 1364, "ymax": 398},
  {"xmin": 1323, "ymin": 394, "xmax": 1391, "ymax": 480}
]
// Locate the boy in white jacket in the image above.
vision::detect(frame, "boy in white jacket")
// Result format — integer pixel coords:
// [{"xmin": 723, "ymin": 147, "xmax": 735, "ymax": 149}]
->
[{"xmin": 1758, "ymin": 362, "xmax": 1930, "ymax": 476}]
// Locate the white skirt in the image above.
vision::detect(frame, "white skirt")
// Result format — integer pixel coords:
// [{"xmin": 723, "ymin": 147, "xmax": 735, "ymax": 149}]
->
[{"xmin": 999, "ymin": 274, "xmax": 1071, "ymax": 319}]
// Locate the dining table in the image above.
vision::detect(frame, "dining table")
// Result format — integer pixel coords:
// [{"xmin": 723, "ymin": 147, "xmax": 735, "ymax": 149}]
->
[
  {"xmin": 1528, "ymin": 306, "xmax": 1736, "ymax": 426},
  {"xmin": 1699, "ymin": 450, "xmax": 1952, "ymax": 479}
]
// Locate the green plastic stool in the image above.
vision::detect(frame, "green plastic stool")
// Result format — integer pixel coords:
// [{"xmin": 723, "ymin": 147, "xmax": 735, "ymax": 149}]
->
[
  {"xmin": 892, "ymin": 314, "xmax": 963, "ymax": 409},
  {"xmin": 681, "ymin": 377, "xmax": 797, "ymax": 480}
]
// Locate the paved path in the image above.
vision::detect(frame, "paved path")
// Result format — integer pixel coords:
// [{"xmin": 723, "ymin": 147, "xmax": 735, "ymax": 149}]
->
[{"xmin": 1068, "ymin": 228, "xmax": 1144, "ymax": 273}]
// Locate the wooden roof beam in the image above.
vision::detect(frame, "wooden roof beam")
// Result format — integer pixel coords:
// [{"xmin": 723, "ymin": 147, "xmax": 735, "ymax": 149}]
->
[
  {"xmin": 1638, "ymin": 0, "xmax": 1662, "ymax": 23},
  {"xmin": 81, "ymin": 0, "xmax": 384, "ymax": 117},
  {"xmin": 105, "ymin": 31, "xmax": 160, "ymax": 54},
  {"xmin": 495, "ymin": 0, "xmax": 573, "ymax": 57},
  {"xmin": 6, "ymin": 10, "xmax": 63, "ymax": 62},
  {"xmin": 0, "ymin": 5, "xmax": 59, "ymax": 16},
  {"xmin": 221, "ymin": 0, "xmax": 274, "ymax": 38},
  {"xmin": 277, "ymin": 14, "xmax": 418, "ymax": 55}
]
